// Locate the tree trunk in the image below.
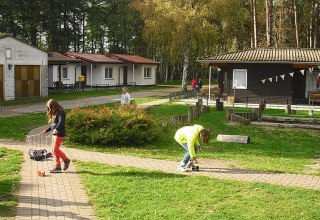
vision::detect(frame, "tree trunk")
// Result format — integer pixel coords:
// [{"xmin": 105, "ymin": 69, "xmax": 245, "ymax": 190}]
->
[
  {"xmin": 252, "ymin": 0, "xmax": 258, "ymax": 48},
  {"xmin": 293, "ymin": 0, "xmax": 299, "ymax": 47},
  {"xmin": 313, "ymin": 2, "xmax": 319, "ymax": 48},
  {"xmin": 266, "ymin": 0, "xmax": 273, "ymax": 47},
  {"xmin": 182, "ymin": 49, "xmax": 189, "ymax": 92}
]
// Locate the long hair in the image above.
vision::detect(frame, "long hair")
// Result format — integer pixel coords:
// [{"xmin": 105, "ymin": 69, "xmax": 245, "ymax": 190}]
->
[{"xmin": 46, "ymin": 99, "xmax": 63, "ymax": 123}]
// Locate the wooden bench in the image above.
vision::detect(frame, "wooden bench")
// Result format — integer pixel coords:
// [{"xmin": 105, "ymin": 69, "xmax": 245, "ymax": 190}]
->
[{"xmin": 309, "ymin": 91, "xmax": 320, "ymax": 105}]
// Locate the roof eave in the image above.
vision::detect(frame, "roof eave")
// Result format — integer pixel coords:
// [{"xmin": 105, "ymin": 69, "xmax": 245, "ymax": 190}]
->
[{"xmin": 197, "ymin": 60, "xmax": 320, "ymax": 65}]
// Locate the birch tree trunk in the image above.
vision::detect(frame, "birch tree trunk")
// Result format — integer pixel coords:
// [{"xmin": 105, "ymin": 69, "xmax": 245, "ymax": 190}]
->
[
  {"xmin": 252, "ymin": 0, "xmax": 258, "ymax": 48},
  {"xmin": 182, "ymin": 49, "xmax": 189, "ymax": 92},
  {"xmin": 313, "ymin": 2, "xmax": 319, "ymax": 48},
  {"xmin": 293, "ymin": 0, "xmax": 299, "ymax": 47},
  {"xmin": 266, "ymin": 0, "xmax": 273, "ymax": 47}
]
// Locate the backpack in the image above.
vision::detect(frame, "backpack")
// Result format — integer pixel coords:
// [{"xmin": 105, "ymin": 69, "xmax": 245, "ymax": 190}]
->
[{"xmin": 28, "ymin": 149, "xmax": 53, "ymax": 161}]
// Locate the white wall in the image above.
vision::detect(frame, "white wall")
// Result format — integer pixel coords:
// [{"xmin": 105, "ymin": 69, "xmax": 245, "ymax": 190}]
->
[
  {"xmin": 0, "ymin": 37, "xmax": 48, "ymax": 100},
  {"xmin": 131, "ymin": 64, "xmax": 157, "ymax": 86},
  {"xmin": 48, "ymin": 63, "xmax": 82, "ymax": 87},
  {"xmin": 84, "ymin": 63, "xmax": 123, "ymax": 86}
]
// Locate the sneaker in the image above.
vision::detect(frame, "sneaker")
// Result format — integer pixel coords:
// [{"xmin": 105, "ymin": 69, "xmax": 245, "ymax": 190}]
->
[
  {"xmin": 177, "ymin": 165, "xmax": 187, "ymax": 172},
  {"xmin": 63, "ymin": 159, "xmax": 71, "ymax": 171},
  {"xmin": 186, "ymin": 160, "xmax": 194, "ymax": 168},
  {"xmin": 50, "ymin": 167, "xmax": 62, "ymax": 173}
]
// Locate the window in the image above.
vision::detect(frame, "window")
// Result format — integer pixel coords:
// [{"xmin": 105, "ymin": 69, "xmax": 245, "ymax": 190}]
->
[
  {"xmin": 233, "ymin": 69, "xmax": 247, "ymax": 89},
  {"xmin": 105, "ymin": 67, "xmax": 113, "ymax": 79},
  {"xmin": 144, "ymin": 68, "xmax": 151, "ymax": 78},
  {"xmin": 62, "ymin": 67, "xmax": 68, "ymax": 79},
  {"xmin": 5, "ymin": 49, "xmax": 11, "ymax": 59}
]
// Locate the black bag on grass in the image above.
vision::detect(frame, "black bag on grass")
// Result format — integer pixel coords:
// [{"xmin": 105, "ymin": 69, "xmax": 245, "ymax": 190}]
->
[{"xmin": 28, "ymin": 149, "xmax": 52, "ymax": 161}]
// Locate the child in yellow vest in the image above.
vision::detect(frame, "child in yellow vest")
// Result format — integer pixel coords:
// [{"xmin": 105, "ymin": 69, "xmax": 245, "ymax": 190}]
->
[{"xmin": 174, "ymin": 124, "xmax": 210, "ymax": 172}]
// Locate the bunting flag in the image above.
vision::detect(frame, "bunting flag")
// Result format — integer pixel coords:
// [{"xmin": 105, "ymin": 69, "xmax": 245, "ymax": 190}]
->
[
  {"xmin": 261, "ymin": 79, "xmax": 266, "ymax": 84},
  {"xmin": 268, "ymin": 77, "xmax": 273, "ymax": 82},
  {"xmin": 280, "ymin": 74, "xmax": 285, "ymax": 80},
  {"xmin": 309, "ymin": 67, "xmax": 313, "ymax": 72},
  {"xmin": 289, "ymin": 72, "xmax": 294, "ymax": 77},
  {"xmin": 300, "ymin": 69, "xmax": 304, "ymax": 75},
  {"xmin": 275, "ymin": 76, "xmax": 278, "ymax": 82}
]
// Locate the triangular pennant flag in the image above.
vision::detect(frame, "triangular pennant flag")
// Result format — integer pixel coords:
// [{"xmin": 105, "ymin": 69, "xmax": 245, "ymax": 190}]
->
[
  {"xmin": 300, "ymin": 70, "xmax": 304, "ymax": 75},
  {"xmin": 309, "ymin": 68, "xmax": 313, "ymax": 72},
  {"xmin": 280, "ymin": 74, "xmax": 285, "ymax": 80},
  {"xmin": 261, "ymin": 79, "xmax": 266, "ymax": 84},
  {"xmin": 268, "ymin": 77, "xmax": 273, "ymax": 82},
  {"xmin": 289, "ymin": 72, "xmax": 294, "ymax": 77},
  {"xmin": 276, "ymin": 76, "xmax": 278, "ymax": 82}
]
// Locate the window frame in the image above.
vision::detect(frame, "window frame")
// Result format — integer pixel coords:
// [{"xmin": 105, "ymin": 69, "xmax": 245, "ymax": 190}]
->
[
  {"xmin": 232, "ymin": 69, "xmax": 247, "ymax": 89},
  {"xmin": 144, "ymin": 67, "xmax": 151, "ymax": 78},
  {"xmin": 105, "ymin": 67, "xmax": 113, "ymax": 79},
  {"xmin": 62, "ymin": 66, "xmax": 68, "ymax": 79}
]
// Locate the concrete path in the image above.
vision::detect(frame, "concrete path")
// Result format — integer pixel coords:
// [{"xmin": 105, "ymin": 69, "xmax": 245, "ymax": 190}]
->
[{"xmin": 0, "ymin": 87, "xmax": 178, "ymax": 118}]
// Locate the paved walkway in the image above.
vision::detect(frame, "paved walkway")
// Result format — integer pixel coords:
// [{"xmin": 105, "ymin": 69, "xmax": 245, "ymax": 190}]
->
[
  {"xmin": 0, "ymin": 87, "xmax": 178, "ymax": 118},
  {"xmin": 1, "ymin": 88, "xmax": 320, "ymax": 219}
]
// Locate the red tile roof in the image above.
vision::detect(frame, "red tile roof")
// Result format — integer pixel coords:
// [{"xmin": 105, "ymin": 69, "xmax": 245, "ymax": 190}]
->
[
  {"xmin": 197, "ymin": 48, "xmax": 320, "ymax": 64},
  {"xmin": 111, "ymin": 54, "xmax": 160, "ymax": 64},
  {"xmin": 65, "ymin": 52, "xmax": 123, "ymax": 63},
  {"xmin": 48, "ymin": 52, "xmax": 80, "ymax": 64}
]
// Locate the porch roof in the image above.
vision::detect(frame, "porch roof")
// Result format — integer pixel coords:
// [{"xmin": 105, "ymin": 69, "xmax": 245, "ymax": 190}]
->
[
  {"xmin": 111, "ymin": 54, "xmax": 160, "ymax": 64},
  {"xmin": 65, "ymin": 52, "xmax": 123, "ymax": 64},
  {"xmin": 48, "ymin": 52, "xmax": 80, "ymax": 65},
  {"xmin": 197, "ymin": 48, "xmax": 320, "ymax": 66}
]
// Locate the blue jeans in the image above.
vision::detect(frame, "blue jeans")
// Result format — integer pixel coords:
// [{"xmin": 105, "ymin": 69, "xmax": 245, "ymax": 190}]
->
[{"xmin": 179, "ymin": 143, "xmax": 198, "ymax": 164}]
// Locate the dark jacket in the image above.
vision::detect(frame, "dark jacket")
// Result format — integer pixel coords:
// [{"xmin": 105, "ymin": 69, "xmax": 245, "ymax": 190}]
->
[{"xmin": 46, "ymin": 109, "xmax": 66, "ymax": 137}]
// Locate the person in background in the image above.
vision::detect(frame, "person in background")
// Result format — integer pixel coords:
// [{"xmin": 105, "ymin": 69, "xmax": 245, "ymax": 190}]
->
[
  {"xmin": 197, "ymin": 79, "xmax": 203, "ymax": 93},
  {"xmin": 174, "ymin": 124, "xmax": 210, "ymax": 172},
  {"xmin": 191, "ymin": 78, "xmax": 197, "ymax": 95},
  {"xmin": 42, "ymin": 99, "xmax": 70, "ymax": 173},
  {"xmin": 121, "ymin": 86, "xmax": 131, "ymax": 105}
]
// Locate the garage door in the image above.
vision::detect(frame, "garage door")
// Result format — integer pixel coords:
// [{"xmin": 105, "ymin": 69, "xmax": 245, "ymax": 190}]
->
[{"xmin": 15, "ymin": 65, "xmax": 40, "ymax": 99}]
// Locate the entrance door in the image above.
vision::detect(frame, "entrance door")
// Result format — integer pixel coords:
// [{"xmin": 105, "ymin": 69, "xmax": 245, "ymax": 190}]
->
[
  {"xmin": 123, "ymin": 66, "xmax": 128, "ymax": 86},
  {"xmin": 0, "ymin": 65, "xmax": 3, "ymax": 100},
  {"xmin": 15, "ymin": 66, "xmax": 40, "ymax": 99}
]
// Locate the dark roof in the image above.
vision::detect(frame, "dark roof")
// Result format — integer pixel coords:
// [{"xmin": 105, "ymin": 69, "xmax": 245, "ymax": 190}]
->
[
  {"xmin": 48, "ymin": 52, "xmax": 80, "ymax": 65},
  {"xmin": 111, "ymin": 54, "xmax": 160, "ymax": 64},
  {"xmin": 197, "ymin": 48, "xmax": 320, "ymax": 64},
  {"xmin": 65, "ymin": 52, "xmax": 123, "ymax": 63}
]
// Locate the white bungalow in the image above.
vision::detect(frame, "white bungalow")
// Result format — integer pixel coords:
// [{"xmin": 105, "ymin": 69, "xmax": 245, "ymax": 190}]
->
[
  {"xmin": 65, "ymin": 52, "xmax": 160, "ymax": 87},
  {"xmin": 0, "ymin": 36, "xmax": 48, "ymax": 100},
  {"xmin": 48, "ymin": 52, "xmax": 81, "ymax": 89}
]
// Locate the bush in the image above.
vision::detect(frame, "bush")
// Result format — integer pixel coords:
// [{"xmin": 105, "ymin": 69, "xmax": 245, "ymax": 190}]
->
[{"xmin": 66, "ymin": 105, "xmax": 160, "ymax": 146}]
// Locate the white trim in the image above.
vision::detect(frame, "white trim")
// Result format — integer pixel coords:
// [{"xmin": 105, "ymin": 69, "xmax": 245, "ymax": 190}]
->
[{"xmin": 233, "ymin": 69, "xmax": 247, "ymax": 89}]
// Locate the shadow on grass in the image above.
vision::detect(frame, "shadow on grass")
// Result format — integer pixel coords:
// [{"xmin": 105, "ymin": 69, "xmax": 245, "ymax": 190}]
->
[{"xmin": 76, "ymin": 170, "xmax": 187, "ymax": 179}]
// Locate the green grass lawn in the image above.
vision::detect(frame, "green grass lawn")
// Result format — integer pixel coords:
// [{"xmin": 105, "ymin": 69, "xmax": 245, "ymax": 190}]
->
[
  {"xmin": 74, "ymin": 161, "xmax": 320, "ymax": 220},
  {"xmin": 64, "ymin": 104, "xmax": 320, "ymax": 174},
  {"xmin": 0, "ymin": 147, "xmax": 23, "ymax": 219},
  {"xmin": 1, "ymin": 103, "xmax": 319, "ymax": 174}
]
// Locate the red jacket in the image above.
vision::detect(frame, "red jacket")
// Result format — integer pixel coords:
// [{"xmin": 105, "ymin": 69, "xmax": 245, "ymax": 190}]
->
[{"xmin": 191, "ymin": 79, "xmax": 197, "ymax": 88}]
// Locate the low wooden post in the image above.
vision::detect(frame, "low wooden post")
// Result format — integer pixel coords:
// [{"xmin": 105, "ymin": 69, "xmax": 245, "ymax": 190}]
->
[
  {"xmin": 162, "ymin": 121, "xmax": 168, "ymax": 131},
  {"xmin": 188, "ymin": 107, "xmax": 193, "ymax": 122},
  {"xmin": 225, "ymin": 108, "xmax": 233, "ymax": 121},
  {"xmin": 285, "ymin": 104, "xmax": 291, "ymax": 114},
  {"xmin": 172, "ymin": 115, "xmax": 179, "ymax": 127}
]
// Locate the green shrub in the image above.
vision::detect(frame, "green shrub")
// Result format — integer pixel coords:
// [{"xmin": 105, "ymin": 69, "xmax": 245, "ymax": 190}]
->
[{"xmin": 66, "ymin": 105, "xmax": 160, "ymax": 146}]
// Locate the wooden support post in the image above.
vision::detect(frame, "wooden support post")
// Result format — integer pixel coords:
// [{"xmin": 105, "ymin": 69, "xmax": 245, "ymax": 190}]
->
[
  {"xmin": 217, "ymin": 134, "xmax": 250, "ymax": 144},
  {"xmin": 188, "ymin": 107, "xmax": 193, "ymax": 123},
  {"xmin": 172, "ymin": 115, "xmax": 179, "ymax": 127},
  {"xmin": 225, "ymin": 108, "xmax": 233, "ymax": 121},
  {"xmin": 162, "ymin": 121, "xmax": 168, "ymax": 131},
  {"xmin": 285, "ymin": 104, "xmax": 291, "ymax": 114}
]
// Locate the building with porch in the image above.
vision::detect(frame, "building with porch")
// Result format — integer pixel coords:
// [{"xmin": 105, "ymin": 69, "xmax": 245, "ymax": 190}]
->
[
  {"xmin": 64, "ymin": 52, "xmax": 159, "ymax": 87},
  {"xmin": 0, "ymin": 36, "xmax": 48, "ymax": 101},
  {"xmin": 198, "ymin": 48, "xmax": 320, "ymax": 104}
]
